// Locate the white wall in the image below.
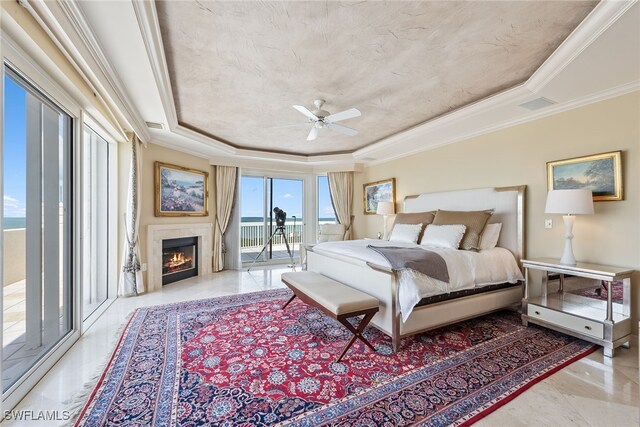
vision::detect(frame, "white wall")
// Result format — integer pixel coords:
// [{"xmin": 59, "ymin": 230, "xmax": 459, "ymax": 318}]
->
[{"xmin": 354, "ymin": 91, "xmax": 640, "ymax": 331}]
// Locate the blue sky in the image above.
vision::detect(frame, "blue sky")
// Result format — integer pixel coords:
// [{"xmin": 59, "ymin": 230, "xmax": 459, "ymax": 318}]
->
[
  {"xmin": 241, "ymin": 176, "xmax": 335, "ymax": 220},
  {"xmin": 3, "ymin": 75, "xmax": 27, "ymax": 218}
]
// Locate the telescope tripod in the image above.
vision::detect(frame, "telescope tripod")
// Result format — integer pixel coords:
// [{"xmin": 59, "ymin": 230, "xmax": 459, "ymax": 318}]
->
[{"xmin": 247, "ymin": 225, "xmax": 295, "ymax": 272}]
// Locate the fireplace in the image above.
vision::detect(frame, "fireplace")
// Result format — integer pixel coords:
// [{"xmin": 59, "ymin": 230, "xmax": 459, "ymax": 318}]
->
[{"xmin": 162, "ymin": 237, "xmax": 198, "ymax": 285}]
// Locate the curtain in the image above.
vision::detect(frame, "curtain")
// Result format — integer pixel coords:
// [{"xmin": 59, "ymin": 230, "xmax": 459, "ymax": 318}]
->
[
  {"xmin": 327, "ymin": 171, "xmax": 354, "ymax": 240},
  {"xmin": 223, "ymin": 170, "xmax": 242, "ymax": 270},
  {"xmin": 213, "ymin": 165, "xmax": 238, "ymax": 272},
  {"xmin": 119, "ymin": 135, "xmax": 144, "ymax": 296}
]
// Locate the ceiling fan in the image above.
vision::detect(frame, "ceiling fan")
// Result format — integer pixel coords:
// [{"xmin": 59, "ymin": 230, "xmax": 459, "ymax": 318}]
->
[{"xmin": 284, "ymin": 99, "xmax": 361, "ymax": 141}]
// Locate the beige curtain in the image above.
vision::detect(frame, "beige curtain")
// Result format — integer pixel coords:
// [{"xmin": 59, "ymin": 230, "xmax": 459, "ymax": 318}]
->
[
  {"xmin": 213, "ymin": 165, "xmax": 238, "ymax": 272},
  {"xmin": 327, "ymin": 171, "xmax": 354, "ymax": 240},
  {"xmin": 119, "ymin": 135, "xmax": 145, "ymax": 296}
]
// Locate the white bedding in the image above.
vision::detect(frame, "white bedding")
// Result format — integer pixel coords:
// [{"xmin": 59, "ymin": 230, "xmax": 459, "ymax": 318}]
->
[{"xmin": 312, "ymin": 240, "xmax": 524, "ymax": 322}]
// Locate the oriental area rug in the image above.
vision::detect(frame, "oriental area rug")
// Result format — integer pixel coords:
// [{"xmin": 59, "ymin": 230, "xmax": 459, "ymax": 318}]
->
[{"xmin": 74, "ymin": 289, "xmax": 595, "ymax": 426}]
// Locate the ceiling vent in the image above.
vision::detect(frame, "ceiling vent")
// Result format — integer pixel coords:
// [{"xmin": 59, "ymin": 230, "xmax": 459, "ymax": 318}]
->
[
  {"xmin": 145, "ymin": 121, "xmax": 164, "ymax": 130},
  {"xmin": 518, "ymin": 97, "xmax": 557, "ymax": 111}
]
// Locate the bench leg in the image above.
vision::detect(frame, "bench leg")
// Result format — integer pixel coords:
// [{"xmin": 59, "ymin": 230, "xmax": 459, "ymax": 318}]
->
[
  {"xmin": 281, "ymin": 294, "xmax": 296, "ymax": 310},
  {"xmin": 336, "ymin": 312, "xmax": 377, "ymax": 362}
]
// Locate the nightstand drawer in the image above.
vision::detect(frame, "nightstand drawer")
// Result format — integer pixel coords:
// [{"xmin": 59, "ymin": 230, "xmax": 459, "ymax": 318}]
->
[{"xmin": 528, "ymin": 305, "xmax": 604, "ymax": 339}]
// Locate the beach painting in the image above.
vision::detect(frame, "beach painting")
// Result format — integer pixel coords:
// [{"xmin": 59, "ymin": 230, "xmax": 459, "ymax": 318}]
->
[
  {"xmin": 363, "ymin": 178, "xmax": 396, "ymax": 214},
  {"xmin": 155, "ymin": 162, "xmax": 209, "ymax": 216},
  {"xmin": 547, "ymin": 151, "xmax": 622, "ymax": 201}
]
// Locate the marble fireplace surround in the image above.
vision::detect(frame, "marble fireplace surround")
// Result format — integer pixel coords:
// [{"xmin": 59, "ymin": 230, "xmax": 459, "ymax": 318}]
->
[{"xmin": 147, "ymin": 223, "xmax": 212, "ymax": 291}]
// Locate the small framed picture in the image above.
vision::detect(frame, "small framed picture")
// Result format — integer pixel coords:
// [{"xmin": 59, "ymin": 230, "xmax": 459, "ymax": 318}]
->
[
  {"xmin": 547, "ymin": 151, "xmax": 622, "ymax": 201},
  {"xmin": 363, "ymin": 178, "xmax": 396, "ymax": 215},
  {"xmin": 155, "ymin": 162, "xmax": 209, "ymax": 216}
]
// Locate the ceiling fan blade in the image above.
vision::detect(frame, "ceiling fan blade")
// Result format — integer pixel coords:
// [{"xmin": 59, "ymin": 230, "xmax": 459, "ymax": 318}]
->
[
  {"xmin": 293, "ymin": 105, "xmax": 319, "ymax": 121},
  {"xmin": 324, "ymin": 108, "xmax": 361, "ymax": 123},
  {"xmin": 326, "ymin": 122, "xmax": 357, "ymax": 136},
  {"xmin": 307, "ymin": 126, "xmax": 319, "ymax": 141}
]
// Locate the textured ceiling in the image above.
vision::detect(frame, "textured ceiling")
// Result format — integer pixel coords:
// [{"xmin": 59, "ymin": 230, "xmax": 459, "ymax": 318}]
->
[{"xmin": 157, "ymin": 1, "xmax": 597, "ymax": 156}]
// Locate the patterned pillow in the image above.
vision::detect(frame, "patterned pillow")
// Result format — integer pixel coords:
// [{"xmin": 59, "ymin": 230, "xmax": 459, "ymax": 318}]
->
[{"xmin": 432, "ymin": 209, "xmax": 493, "ymax": 251}]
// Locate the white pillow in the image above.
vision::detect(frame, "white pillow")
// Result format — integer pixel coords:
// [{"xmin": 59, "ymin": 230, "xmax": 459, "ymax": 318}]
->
[
  {"xmin": 388, "ymin": 223, "xmax": 423, "ymax": 244},
  {"xmin": 420, "ymin": 224, "xmax": 466, "ymax": 249},
  {"xmin": 479, "ymin": 223, "xmax": 502, "ymax": 250}
]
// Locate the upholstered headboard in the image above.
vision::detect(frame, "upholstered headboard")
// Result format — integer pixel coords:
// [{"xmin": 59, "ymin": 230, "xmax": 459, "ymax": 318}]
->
[{"xmin": 403, "ymin": 186, "xmax": 526, "ymax": 264}]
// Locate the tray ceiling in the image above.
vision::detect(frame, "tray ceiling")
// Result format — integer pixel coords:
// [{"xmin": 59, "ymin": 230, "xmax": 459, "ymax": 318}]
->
[{"xmin": 157, "ymin": 1, "xmax": 597, "ymax": 156}]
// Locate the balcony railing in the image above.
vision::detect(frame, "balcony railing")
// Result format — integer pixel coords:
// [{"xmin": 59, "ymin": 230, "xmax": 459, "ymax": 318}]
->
[{"xmin": 240, "ymin": 220, "xmax": 334, "ymax": 251}]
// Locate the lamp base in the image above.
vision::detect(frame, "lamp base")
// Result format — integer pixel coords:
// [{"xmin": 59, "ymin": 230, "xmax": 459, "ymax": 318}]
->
[{"xmin": 559, "ymin": 215, "xmax": 577, "ymax": 265}]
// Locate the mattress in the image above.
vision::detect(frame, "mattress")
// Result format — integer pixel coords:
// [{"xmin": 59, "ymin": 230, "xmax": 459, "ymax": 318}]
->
[{"xmin": 312, "ymin": 239, "xmax": 524, "ymax": 321}]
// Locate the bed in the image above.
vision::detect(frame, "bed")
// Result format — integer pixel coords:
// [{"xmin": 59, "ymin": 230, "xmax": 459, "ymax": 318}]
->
[{"xmin": 306, "ymin": 186, "xmax": 526, "ymax": 351}]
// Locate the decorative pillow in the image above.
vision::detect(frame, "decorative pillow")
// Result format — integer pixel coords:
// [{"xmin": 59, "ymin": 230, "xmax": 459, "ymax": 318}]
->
[
  {"xmin": 432, "ymin": 209, "xmax": 493, "ymax": 251},
  {"xmin": 388, "ymin": 223, "xmax": 423, "ymax": 244},
  {"xmin": 318, "ymin": 223, "xmax": 346, "ymax": 243},
  {"xmin": 389, "ymin": 211, "xmax": 436, "ymax": 241},
  {"xmin": 479, "ymin": 223, "xmax": 502, "ymax": 250},
  {"xmin": 420, "ymin": 224, "xmax": 466, "ymax": 249}
]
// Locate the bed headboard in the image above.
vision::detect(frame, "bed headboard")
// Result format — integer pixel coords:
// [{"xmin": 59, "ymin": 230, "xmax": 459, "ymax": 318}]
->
[{"xmin": 404, "ymin": 186, "xmax": 526, "ymax": 264}]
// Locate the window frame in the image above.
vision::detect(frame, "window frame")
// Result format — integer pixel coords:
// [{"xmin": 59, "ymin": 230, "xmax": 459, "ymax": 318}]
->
[
  {"xmin": 80, "ymin": 114, "xmax": 118, "ymax": 332},
  {"xmin": 1, "ymin": 34, "xmax": 83, "ymax": 411}
]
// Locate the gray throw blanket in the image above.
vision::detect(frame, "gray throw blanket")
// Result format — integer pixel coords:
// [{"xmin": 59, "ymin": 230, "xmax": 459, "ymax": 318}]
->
[{"xmin": 367, "ymin": 246, "xmax": 450, "ymax": 283}]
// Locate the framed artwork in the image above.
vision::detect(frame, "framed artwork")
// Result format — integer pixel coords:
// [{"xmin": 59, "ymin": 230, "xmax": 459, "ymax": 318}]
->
[
  {"xmin": 363, "ymin": 178, "xmax": 396, "ymax": 215},
  {"xmin": 547, "ymin": 151, "xmax": 622, "ymax": 201},
  {"xmin": 155, "ymin": 162, "xmax": 209, "ymax": 216}
]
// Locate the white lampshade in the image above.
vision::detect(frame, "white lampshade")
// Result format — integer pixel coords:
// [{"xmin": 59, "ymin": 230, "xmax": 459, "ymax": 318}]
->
[
  {"xmin": 545, "ymin": 189, "xmax": 594, "ymax": 215},
  {"xmin": 376, "ymin": 201, "xmax": 395, "ymax": 215}
]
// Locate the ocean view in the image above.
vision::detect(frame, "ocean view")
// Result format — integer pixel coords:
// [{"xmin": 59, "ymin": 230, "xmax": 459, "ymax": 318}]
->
[
  {"xmin": 2, "ymin": 217, "xmax": 334, "ymax": 229},
  {"xmin": 242, "ymin": 217, "xmax": 335, "ymax": 223},
  {"xmin": 3, "ymin": 217, "xmax": 26, "ymax": 230}
]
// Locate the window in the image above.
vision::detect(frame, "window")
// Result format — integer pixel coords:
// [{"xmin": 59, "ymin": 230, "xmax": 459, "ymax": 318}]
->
[
  {"xmin": 2, "ymin": 68, "xmax": 73, "ymax": 392},
  {"xmin": 82, "ymin": 125, "xmax": 111, "ymax": 319},
  {"xmin": 240, "ymin": 175, "xmax": 304, "ymax": 264}
]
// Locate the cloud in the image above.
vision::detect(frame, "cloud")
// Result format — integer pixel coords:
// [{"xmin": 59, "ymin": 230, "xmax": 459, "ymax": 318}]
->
[
  {"xmin": 282, "ymin": 193, "xmax": 293, "ymax": 199},
  {"xmin": 3, "ymin": 195, "xmax": 26, "ymax": 217},
  {"xmin": 4, "ymin": 195, "xmax": 19, "ymax": 207}
]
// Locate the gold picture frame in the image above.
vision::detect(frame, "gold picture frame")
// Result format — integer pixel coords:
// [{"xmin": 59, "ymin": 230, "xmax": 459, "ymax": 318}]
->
[
  {"xmin": 363, "ymin": 178, "xmax": 396, "ymax": 215},
  {"xmin": 547, "ymin": 151, "xmax": 622, "ymax": 201},
  {"xmin": 155, "ymin": 162, "xmax": 209, "ymax": 216}
]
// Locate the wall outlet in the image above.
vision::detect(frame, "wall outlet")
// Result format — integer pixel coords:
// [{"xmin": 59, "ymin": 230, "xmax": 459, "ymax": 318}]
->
[
  {"xmin": 544, "ymin": 219, "xmax": 553, "ymax": 229},
  {"xmin": 141, "ymin": 263, "xmax": 148, "ymax": 272}
]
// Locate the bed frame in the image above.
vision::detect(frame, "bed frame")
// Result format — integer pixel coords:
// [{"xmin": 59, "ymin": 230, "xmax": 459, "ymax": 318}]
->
[{"xmin": 306, "ymin": 185, "xmax": 526, "ymax": 352}]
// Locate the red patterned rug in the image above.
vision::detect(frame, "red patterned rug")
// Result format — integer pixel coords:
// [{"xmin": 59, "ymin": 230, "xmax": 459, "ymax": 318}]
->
[
  {"xmin": 74, "ymin": 289, "xmax": 595, "ymax": 426},
  {"xmin": 568, "ymin": 281, "xmax": 624, "ymax": 304}
]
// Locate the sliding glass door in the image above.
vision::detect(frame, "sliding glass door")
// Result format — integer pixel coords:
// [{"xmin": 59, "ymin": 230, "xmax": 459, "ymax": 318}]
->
[
  {"xmin": 241, "ymin": 176, "xmax": 304, "ymax": 265},
  {"xmin": 82, "ymin": 126, "xmax": 110, "ymax": 319},
  {"xmin": 2, "ymin": 68, "xmax": 73, "ymax": 393}
]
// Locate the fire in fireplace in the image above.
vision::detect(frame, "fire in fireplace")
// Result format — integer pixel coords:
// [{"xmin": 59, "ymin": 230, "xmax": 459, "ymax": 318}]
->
[{"xmin": 162, "ymin": 237, "xmax": 198, "ymax": 285}]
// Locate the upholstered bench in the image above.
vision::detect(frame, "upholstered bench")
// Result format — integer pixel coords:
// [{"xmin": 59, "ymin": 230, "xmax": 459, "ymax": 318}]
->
[{"xmin": 281, "ymin": 271, "xmax": 379, "ymax": 361}]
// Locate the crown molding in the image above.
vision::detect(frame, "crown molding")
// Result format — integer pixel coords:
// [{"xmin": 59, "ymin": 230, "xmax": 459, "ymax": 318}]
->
[
  {"xmin": 131, "ymin": 0, "xmax": 177, "ymax": 130},
  {"xmin": 56, "ymin": 0, "xmax": 150, "ymax": 143},
  {"xmin": 526, "ymin": 0, "xmax": 637, "ymax": 92},
  {"xmin": 362, "ymin": 82, "xmax": 640, "ymax": 167},
  {"xmin": 21, "ymin": 0, "xmax": 149, "ymax": 142}
]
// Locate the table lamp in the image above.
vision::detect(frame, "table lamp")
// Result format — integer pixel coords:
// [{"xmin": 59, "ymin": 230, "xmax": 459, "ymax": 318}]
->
[
  {"xmin": 376, "ymin": 201, "xmax": 395, "ymax": 240},
  {"xmin": 545, "ymin": 189, "xmax": 594, "ymax": 265}
]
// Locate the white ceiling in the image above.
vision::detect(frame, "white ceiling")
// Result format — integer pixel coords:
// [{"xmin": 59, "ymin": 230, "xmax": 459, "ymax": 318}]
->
[{"xmin": 66, "ymin": 0, "xmax": 639, "ymax": 170}]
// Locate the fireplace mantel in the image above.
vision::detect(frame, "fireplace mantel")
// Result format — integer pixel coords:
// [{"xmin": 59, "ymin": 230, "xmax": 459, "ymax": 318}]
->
[{"xmin": 147, "ymin": 223, "xmax": 212, "ymax": 291}]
